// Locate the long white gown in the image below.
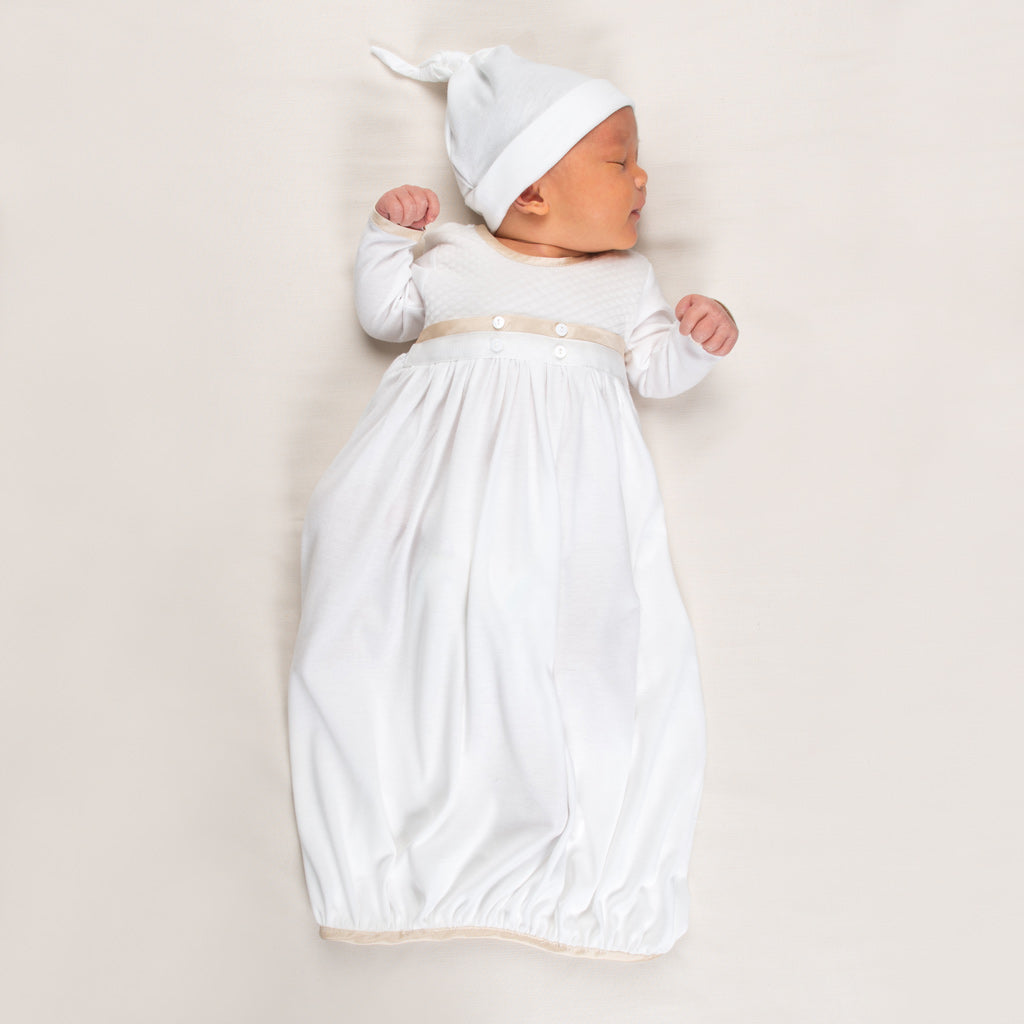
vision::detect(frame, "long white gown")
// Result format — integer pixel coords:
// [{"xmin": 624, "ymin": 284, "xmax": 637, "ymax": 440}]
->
[{"xmin": 287, "ymin": 212, "xmax": 720, "ymax": 959}]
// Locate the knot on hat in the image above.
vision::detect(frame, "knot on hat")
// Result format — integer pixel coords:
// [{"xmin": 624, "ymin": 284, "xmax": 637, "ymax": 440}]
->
[{"xmin": 371, "ymin": 46, "xmax": 474, "ymax": 83}]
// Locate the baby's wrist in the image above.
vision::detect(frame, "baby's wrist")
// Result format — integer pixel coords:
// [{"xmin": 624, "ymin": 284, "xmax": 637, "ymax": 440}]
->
[{"xmin": 370, "ymin": 208, "xmax": 427, "ymax": 239}]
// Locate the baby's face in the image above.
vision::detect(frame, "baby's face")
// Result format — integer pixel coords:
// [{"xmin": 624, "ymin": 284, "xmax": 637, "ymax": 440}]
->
[{"xmin": 538, "ymin": 107, "xmax": 648, "ymax": 253}]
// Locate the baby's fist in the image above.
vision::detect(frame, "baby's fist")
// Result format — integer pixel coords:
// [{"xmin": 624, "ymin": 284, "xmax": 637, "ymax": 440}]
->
[
  {"xmin": 375, "ymin": 185, "xmax": 440, "ymax": 231},
  {"xmin": 675, "ymin": 295, "xmax": 738, "ymax": 356}
]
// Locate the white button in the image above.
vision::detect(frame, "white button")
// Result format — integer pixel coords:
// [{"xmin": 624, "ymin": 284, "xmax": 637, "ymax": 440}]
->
[
  {"xmin": 553, "ymin": 344, "xmax": 567, "ymax": 359},
  {"xmin": 554, "ymin": 322, "xmax": 569, "ymax": 337},
  {"xmin": 492, "ymin": 315, "xmax": 505, "ymax": 329},
  {"xmin": 490, "ymin": 337, "xmax": 504, "ymax": 353}
]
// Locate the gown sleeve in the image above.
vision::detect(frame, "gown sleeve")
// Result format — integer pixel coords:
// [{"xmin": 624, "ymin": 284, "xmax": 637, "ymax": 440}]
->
[
  {"xmin": 623, "ymin": 262, "xmax": 723, "ymax": 398},
  {"xmin": 353, "ymin": 210, "xmax": 428, "ymax": 343}
]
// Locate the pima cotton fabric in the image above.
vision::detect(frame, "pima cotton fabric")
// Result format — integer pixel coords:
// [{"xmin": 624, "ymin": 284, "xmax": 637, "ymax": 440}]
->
[{"xmin": 287, "ymin": 214, "xmax": 718, "ymax": 959}]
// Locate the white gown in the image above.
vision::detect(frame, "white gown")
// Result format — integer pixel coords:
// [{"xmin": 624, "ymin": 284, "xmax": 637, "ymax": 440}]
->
[{"xmin": 287, "ymin": 212, "xmax": 721, "ymax": 960}]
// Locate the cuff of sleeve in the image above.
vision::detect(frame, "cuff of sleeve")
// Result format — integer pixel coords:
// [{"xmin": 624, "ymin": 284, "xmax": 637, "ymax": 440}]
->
[{"xmin": 369, "ymin": 208, "xmax": 429, "ymax": 240}]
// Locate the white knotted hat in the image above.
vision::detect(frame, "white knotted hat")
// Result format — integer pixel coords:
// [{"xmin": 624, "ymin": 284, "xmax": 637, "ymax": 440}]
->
[{"xmin": 371, "ymin": 45, "xmax": 633, "ymax": 231}]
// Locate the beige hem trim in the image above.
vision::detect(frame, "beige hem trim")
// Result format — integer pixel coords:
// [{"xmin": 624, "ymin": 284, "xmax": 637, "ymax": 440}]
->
[
  {"xmin": 417, "ymin": 316, "xmax": 625, "ymax": 356},
  {"xmin": 319, "ymin": 924, "xmax": 658, "ymax": 961}
]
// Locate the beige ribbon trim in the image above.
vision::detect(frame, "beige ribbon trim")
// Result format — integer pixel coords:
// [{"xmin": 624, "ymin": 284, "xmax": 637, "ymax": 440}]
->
[
  {"xmin": 319, "ymin": 924, "xmax": 658, "ymax": 961},
  {"xmin": 417, "ymin": 316, "xmax": 625, "ymax": 355},
  {"xmin": 369, "ymin": 207, "xmax": 426, "ymax": 240}
]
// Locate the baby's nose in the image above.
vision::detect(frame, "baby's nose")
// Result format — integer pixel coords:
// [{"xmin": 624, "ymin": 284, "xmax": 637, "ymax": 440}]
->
[{"xmin": 635, "ymin": 165, "xmax": 648, "ymax": 188}]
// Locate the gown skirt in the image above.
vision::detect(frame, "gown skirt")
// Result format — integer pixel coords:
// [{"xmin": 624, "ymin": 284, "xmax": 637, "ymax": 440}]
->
[{"xmin": 287, "ymin": 330, "xmax": 706, "ymax": 960}]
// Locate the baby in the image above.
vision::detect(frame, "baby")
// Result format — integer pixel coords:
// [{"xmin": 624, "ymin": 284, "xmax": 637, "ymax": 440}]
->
[
  {"xmin": 374, "ymin": 107, "xmax": 737, "ymax": 355},
  {"xmin": 288, "ymin": 45, "xmax": 737, "ymax": 961}
]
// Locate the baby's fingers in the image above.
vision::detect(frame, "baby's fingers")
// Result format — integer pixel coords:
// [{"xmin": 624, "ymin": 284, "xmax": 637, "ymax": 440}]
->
[
  {"xmin": 394, "ymin": 185, "xmax": 438, "ymax": 229},
  {"xmin": 407, "ymin": 188, "xmax": 440, "ymax": 230},
  {"xmin": 376, "ymin": 185, "xmax": 439, "ymax": 230},
  {"xmin": 698, "ymin": 321, "xmax": 738, "ymax": 356},
  {"xmin": 375, "ymin": 189, "xmax": 405, "ymax": 224},
  {"xmin": 675, "ymin": 294, "xmax": 709, "ymax": 338},
  {"xmin": 675, "ymin": 295, "xmax": 738, "ymax": 355}
]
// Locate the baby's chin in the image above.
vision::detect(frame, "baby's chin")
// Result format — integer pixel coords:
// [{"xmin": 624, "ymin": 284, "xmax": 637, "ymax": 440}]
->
[
  {"xmin": 595, "ymin": 234, "xmax": 640, "ymax": 254},
  {"xmin": 593, "ymin": 224, "xmax": 641, "ymax": 253}
]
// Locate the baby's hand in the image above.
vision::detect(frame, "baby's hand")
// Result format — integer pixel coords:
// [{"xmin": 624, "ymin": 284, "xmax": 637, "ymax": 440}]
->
[
  {"xmin": 375, "ymin": 185, "xmax": 440, "ymax": 231},
  {"xmin": 675, "ymin": 295, "xmax": 739, "ymax": 356}
]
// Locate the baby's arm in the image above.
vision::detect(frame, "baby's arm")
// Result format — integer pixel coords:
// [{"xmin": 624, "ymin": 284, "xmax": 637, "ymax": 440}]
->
[
  {"xmin": 354, "ymin": 186, "xmax": 440, "ymax": 342},
  {"xmin": 625, "ymin": 266, "xmax": 738, "ymax": 398}
]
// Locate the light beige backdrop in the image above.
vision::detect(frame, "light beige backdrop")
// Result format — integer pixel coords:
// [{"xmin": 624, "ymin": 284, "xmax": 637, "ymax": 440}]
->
[{"xmin": 2, "ymin": 1, "xmax": 1020, "ymax": 1021}]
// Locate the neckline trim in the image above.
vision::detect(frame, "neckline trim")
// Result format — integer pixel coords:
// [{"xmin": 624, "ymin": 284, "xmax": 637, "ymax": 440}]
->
[{"xmin": 475, "ymin": 225, "xmax": 593, "ymax": 266}]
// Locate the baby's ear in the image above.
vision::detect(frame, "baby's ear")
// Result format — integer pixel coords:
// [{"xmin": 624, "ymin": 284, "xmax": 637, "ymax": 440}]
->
[{"xmin": 512, "ymin": 182, "xmax": 548, "ymax": 217}]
